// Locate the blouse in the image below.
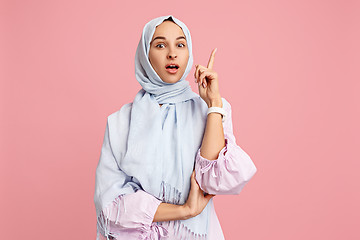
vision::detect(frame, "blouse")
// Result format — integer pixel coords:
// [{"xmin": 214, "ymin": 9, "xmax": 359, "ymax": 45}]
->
[{"xmin": 96, "ymin": 98, "xmax": 257, "ymax": 240}]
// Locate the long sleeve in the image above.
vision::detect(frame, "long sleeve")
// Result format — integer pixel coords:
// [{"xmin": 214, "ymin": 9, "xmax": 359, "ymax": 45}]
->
[
  {"xmin": 100, "ymin": 190, "xmax": 167, "ymax": 240},
  {"xmin": 95, "ymin": 117, "xmax": 167, "ymax": 240},
  {"xmin": 194, "ymin": 98, "xmax": 257, "ymax": 195}
]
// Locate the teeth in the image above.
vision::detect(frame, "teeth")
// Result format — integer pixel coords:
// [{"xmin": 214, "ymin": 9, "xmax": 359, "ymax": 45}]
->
[{"xmin": 167, "ymin": 65, "xmax": 178, "ymax": 69}]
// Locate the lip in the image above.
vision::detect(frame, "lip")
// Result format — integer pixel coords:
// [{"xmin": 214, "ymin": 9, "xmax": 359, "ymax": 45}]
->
[
  {"xmin": 165, "ymin": 63, "xmax": 180, "ymax": 68},
  {"xmin": 165, "ymin": 63, "xmax": 180, "ymax": 74},
  {"xmin": 166, "ymin": 68, "xmax": 178, "ymax": 74}
]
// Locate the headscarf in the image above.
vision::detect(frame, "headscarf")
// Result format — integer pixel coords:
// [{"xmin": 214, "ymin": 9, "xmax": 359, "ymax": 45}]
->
[{"xmin": 95, "ymin": 15, "xmax": 212, "ymax": 238}]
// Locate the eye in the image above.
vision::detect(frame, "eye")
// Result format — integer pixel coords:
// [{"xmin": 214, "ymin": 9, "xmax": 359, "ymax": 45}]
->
[
  {"xmin": 155, "ymin": 43, "xmax": 165, "ymax": 48},
  {"xmin": 178, "ymin": 43, "xmax": 186, "ymax": 47}
]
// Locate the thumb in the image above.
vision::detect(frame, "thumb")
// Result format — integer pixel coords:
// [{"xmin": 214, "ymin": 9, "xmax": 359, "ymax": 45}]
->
[
  {"xmin": 190, "ymin": 171, "xmax": 197, "ymax": 185},
  {"xmin": 191, "ymin": 170, "xmax": 196, "ymax": 180}
]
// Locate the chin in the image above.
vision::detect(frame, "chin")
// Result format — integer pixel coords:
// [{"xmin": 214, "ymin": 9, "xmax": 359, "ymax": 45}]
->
[
  {"xmin": 161, "ymin": 75, "xmax": 181, "ymax": 84},
  {"xmin": 163, "ymin": 79, "xmax": 180, "ymax": 84}
]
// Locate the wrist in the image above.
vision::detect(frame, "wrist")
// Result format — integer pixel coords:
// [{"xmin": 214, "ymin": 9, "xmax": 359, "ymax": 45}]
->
[
  {"xmin": 208, "ymin": 98, "xmax": 222, "ymax": 108},
  {"xmin": 180, "ymin": 204, "xmax": 194, "ymax": 220}
]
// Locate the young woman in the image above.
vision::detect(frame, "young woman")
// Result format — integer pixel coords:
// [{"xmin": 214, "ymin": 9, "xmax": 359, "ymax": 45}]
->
[{"xmin": 94, "ymin": 15, "xmax": 257, "ymax": 240}]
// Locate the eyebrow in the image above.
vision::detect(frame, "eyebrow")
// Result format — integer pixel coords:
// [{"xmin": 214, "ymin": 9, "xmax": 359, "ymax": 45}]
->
[{"xmin": 151, "ymin": 36, "xmax": 186, "ymax": 44}]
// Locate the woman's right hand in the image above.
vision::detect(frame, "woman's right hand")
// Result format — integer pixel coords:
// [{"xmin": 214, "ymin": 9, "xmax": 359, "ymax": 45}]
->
[{"xmin": 183, "ymin": 170, "xmax": 215, "ymax": 219}]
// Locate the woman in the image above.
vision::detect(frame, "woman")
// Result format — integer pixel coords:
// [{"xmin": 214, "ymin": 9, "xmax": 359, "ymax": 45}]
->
[{"xmin": 94, "ymin": 15, "xmax": 257, "ymax": 240}]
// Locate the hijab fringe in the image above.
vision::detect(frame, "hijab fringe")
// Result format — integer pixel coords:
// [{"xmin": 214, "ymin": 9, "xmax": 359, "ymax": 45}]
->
[
  {"xmin": 157, "ymin": 221, "xmax": 207, "ymax": 240},
  {"xmin": 156, "ymin": 181, "xmax": 208, "ymax": 240},
  {"xmin": 96, "ymin": 195, "xmax": 122, "ymax": 240}
]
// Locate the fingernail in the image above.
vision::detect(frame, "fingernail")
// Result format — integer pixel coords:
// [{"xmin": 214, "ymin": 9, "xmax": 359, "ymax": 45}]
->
[{"xmin": 202, "ymin": 82, "xmax": 206, "ymax": 88}]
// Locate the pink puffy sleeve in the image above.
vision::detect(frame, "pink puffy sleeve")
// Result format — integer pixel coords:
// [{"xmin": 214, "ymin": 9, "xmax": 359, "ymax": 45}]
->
[
  {"xmin": 99, "ymin": 190, "xmax": 168, "ymax": 240},
  {"xmin": 194, "ymin": 98, "xmax": 257, "ymax": 195}
]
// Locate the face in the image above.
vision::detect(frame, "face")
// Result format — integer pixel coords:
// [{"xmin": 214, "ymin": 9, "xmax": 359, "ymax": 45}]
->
[{"xmin": 148, "ymin": 20, "xmax": 189, "ymax": 84}]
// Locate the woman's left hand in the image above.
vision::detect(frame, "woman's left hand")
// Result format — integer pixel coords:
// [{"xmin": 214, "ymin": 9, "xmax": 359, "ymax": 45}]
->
[
  {"xmin": 194, "ymin": 48, "xmax": 222, "ymax": 107},
  {"xmin": 183, "ymin": 170, "xmax": 215, "ymax": 218}
]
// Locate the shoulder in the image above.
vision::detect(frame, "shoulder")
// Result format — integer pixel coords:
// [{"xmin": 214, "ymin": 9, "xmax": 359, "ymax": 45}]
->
[
  {"xmin": 107, "ymin": 102, "xmax": 133, "ymax": 123},
  {"xmin": 105, "ymin": 103, "xmax": 133, "ymax": 153},
  {"xmin": 102, "ymin": 103, "xmax": 133, "ymax": 160},
  {"xmin": 105, "ymin": 102, "xmax": 133, "ymax": 136}
]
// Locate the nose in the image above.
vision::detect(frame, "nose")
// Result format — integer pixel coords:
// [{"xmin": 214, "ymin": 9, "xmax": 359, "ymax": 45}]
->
[
  {"xmin": 168, "ymin": 53, "xmax": 177, "ymax": 59},
  {"xmin": 167, "ymin": 48, "xmax": 177, "ymax": 59}
]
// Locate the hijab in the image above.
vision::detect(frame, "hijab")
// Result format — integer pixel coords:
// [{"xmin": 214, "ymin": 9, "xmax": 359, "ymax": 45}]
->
[{"xmin": 95, "ymin": 15, "xmax": 212, "ymax": 238}]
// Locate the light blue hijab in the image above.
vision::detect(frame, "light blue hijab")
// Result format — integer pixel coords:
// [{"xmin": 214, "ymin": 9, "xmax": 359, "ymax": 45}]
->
[{"xmin": 95, "ymin": 15, "xmax": 212, "ymax": 238}]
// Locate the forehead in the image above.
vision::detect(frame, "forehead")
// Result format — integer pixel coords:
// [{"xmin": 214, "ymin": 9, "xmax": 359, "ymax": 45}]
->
[{"xmin": 151, "ymin": 21, "xmax": 186, "ymax": 40}]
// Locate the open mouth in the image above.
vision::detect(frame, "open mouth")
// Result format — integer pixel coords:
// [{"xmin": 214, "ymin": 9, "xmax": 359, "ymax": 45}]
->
[
  {"xmin": 165, "ymin": 63, "xmax": 179, "ymax": 74},
  {"xmin": 165, "ymin": 63, "xmax": 179, "ymax": 69}
]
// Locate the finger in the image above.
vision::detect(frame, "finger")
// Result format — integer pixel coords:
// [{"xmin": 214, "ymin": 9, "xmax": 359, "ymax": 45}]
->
[
  {"xmin": 198, "ymin": 69, "xmax": 208, "ymax": 87},
  {"xmin": 198, "ymin": 70, "xmax": 205, "ymax": 85},
  {"xmin": 190, "ymin": 171, "xmax": 195, "ymax": 180},
  {"xmin": 195, "ymin": 65, "xmax": 202, "ymax": 80},
  {"xmin": 194, "ymin": 65, "xmax": 198, "ymax": 81},
  {"xmin": 199, "ymin": 78, "xmax": 207, "ymax": 89},
  {"xmin": 198, "ymin": 76, "xmax": 205, "ymax": 89},
  {"xmin": 195, "ymin": 65, "xmax": 206, "ymax": 80},
  {"xmin": 207, "ymin": 48, "xmax": 217, "ymax": 69},
  {"xmin": 195, "ymin": 65, "xmax": 200, "ymax": 81},
  {"xmin": 199, "ymin": 70, "xmax": 210, "ymax": 88},
  {"xmin": 190, "ymin": 173, "xmax": 197, "ymax": 189}
]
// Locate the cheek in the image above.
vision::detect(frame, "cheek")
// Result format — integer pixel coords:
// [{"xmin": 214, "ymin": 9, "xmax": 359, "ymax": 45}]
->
[
  {"xmin": 182, "ymin": 52, "xmax": 189, "ymax": 67},
  {"xmin": 149, "ymin": 53, "xmax": 161, "ymax": 70},
  {"xmin": 183, "ymin": 50, "xmax": 189, "ymax": 62}
]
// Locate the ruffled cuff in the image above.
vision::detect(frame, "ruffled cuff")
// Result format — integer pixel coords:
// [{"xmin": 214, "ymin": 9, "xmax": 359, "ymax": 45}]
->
[
  {"xmin": 194, "ymin": 132, "xmax": 257, "ymax": 195},
  {"xmin": 98, "ymin": 190, "xmax": 165, "ymax": 239}
]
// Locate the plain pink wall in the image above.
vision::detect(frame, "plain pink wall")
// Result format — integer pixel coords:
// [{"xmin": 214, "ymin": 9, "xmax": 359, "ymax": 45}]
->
[{"xmin": 1, "ymin": 0, "xmax": 359, "ymax": 239}]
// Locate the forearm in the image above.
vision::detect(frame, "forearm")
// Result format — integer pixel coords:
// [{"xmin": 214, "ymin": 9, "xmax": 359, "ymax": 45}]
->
[
  {"xmin": 200, "ymin": 98, "xmax": 226, "ymax": 160},
  {"xmin": 153, "ymin": 203, "xmax": 191, "ymax": 222}
]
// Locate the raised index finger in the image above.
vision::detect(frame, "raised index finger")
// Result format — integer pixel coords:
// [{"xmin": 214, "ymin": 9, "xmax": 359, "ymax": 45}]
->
[{"xmin": 207, "ymin": 48, "xmax": 217, "ymax": 69}]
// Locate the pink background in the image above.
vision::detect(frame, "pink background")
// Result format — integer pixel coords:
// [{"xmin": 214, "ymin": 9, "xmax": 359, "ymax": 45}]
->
[{"xmin": 1, "ymin": 0, "xmax": 359, "ymax": 239}]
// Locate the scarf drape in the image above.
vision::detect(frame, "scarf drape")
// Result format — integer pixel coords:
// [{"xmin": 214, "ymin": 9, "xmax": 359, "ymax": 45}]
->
[{"xmin": 95, "ymin": 15, "xmax": 212, "ymax": 238}]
